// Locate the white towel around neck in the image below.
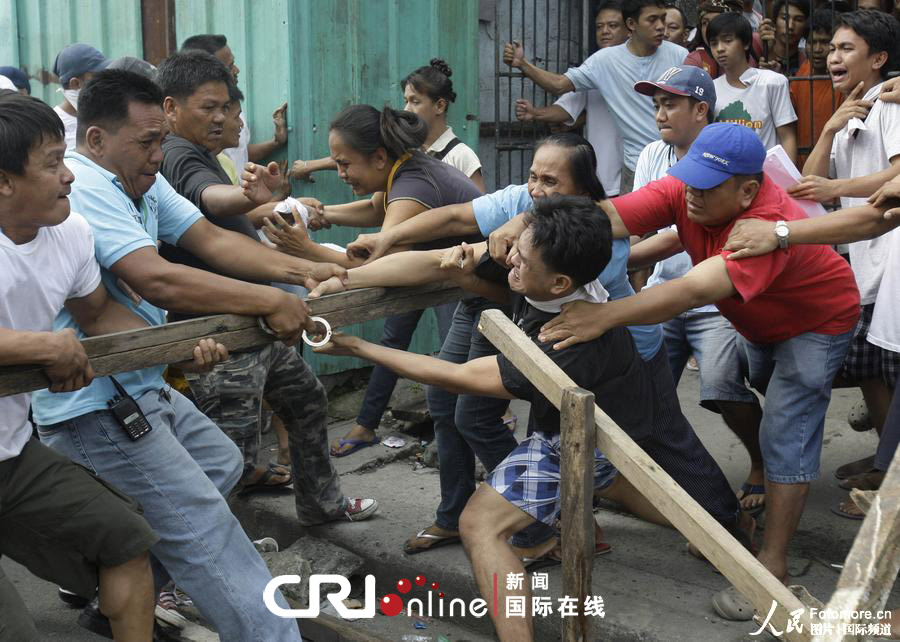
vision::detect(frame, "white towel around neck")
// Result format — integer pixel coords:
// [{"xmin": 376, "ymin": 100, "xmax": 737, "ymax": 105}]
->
[{"xmin": 525, "ymin": 279, "xmax": 609, "ymax": 314}]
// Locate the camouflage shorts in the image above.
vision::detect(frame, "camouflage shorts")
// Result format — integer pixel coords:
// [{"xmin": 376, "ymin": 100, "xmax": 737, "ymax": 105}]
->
[{"xmin": 186, "ymin": 342, "xmax": 345, "ymax": 524}]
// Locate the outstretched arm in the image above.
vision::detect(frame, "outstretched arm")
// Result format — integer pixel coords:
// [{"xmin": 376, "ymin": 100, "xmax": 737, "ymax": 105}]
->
[
  {"xmin": 315, "ymin": 333, "xmax": 514, "ymax": 399},
  {"xmin": 723, "ymin": 203, "xmax": 900, "ymax": 259},
  {"xmin": 346, "ymin": 201, "xmax": 480, "ymax": 262},
  {"xmin": 503, "ymin": 40, "xmax": 575, "ymax": 96},
  {"xmin": 538, "ymin": 255, "xmax": 736, "ymax": 349}
]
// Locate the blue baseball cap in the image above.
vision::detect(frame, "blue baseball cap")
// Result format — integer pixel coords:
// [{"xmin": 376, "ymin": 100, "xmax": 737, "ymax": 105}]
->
[
  {"xmin": 0, "ymin": 66, "xmax": 30, "ymax": 94},
  {"xmin": 667, "ymin": 123, "xmax": 766, "ymax": 190},
  {"xmin": 633, "ymin": 65, "xmax": 716, "ymax": 112},
  {"xmin": 53, "ymin": 43, "xmax": 108, "ymax": 86}
]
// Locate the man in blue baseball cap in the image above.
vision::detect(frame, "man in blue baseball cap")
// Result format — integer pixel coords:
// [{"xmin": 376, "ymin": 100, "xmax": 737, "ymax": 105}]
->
[
  {"xmin": 631, "ymin": 67, "xmax": 770, "ymax": 524},
  {"xmin": 52, "ymin": 43, "xmax": 109, "ymax": 149},
  {"xmin": 0, "ymin": 66, "xmax": 30, "ymax": 95},
  {"xmin": 539, "ymin": 122, "xmax": 861, "ymax": 621}
]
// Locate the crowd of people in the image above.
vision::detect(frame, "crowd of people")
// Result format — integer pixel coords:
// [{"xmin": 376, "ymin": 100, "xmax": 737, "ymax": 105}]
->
[{"xmin": 1, "ymin": 0, "xmax": 899, "ymax": 639}]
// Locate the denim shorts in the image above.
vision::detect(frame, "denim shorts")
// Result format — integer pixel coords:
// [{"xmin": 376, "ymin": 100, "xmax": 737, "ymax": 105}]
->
[
  {"xmin": 662, "ymin": 311, "xmax": 757, "ymax": 410},
  {"xmin": 738, "ymin": 330, "xmax": 853, "ymax": 483}
]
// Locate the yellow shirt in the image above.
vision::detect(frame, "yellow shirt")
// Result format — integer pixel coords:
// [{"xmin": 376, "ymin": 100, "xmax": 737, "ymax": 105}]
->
[{"xmin": 217, "ymin": 152, "xmax": 239, "ymax": 185}]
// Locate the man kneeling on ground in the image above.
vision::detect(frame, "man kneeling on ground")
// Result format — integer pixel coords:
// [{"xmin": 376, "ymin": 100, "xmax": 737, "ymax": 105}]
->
[{"xmin": 314, "ymin": 195, "xmax": 712, "ymax": 641}]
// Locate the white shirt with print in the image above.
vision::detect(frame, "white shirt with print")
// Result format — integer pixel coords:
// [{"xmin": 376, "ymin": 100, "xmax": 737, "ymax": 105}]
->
[{"xmin": 714, "ymin": 68, "xmax": 797, "ymax": 150}]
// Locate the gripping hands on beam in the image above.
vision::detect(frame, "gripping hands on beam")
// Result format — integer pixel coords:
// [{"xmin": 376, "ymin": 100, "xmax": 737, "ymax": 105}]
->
[{"xmin": 0, "ymin": 282, "xmax": 462, "ymax": 398}]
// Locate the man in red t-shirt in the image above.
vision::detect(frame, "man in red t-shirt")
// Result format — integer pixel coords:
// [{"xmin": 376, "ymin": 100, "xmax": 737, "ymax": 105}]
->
[{"xmin": 539, "ymin": 122, "xmax": 859, "ymax": 620}]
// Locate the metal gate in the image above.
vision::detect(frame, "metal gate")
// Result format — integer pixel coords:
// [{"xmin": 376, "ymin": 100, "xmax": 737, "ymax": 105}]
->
[{"xmin": 486, "ymin": 0, "xmax": 588, "ymax": 189}]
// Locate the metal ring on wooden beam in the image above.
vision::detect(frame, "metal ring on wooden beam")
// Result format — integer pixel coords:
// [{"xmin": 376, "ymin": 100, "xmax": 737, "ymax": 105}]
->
[{"xmin": 302, "ymin": 317, "xmax": 332, "ymax": 348}]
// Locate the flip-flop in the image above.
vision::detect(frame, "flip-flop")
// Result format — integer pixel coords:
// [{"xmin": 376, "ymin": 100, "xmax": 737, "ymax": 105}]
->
[
  {"xmin": 403, "ymin": 528, "xmax": 461, "ymax": 555},
  {"xmin": 830, "ymin": 500, "xmax": 865, "ymax": 521},
  {"xmin": 711, "ymin": 586, "xmax": 755, "ymax": 621},
  {"xmin": 331, "ymin": 436, "xmax": 381, "ymax": 458},
  {"xmin": 834, "ymin": 454, "xmax": 876, "ymax": 480},
  {"xmin": 736, "ymin": 482, "xmax": 766, "ymax": 518},
  {"xmin": 523, "ymin": 540, "xmax": 611, "ymax": 572},
  {"xmin": 239, "ymin": 463, "xmax": 293, "ymax": 493}
]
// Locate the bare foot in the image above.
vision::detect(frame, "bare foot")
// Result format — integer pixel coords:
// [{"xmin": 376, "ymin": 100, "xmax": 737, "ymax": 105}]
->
[{"xmin": 330, "ymin": 424, "xmax": 377, "ymax": 456}]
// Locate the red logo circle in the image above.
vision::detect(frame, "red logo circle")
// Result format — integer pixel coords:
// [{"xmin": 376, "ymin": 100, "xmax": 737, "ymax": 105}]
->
[
  {"xmin": 380, "ymin": 594, "xmax": 404, "ymax": 617},
  {"xmin": 397, "ymin": 578, "xmax": 412, "ymax": 594},
  {"xmin": 414, "ymin": 575, "xmax": 427, "ymax": 586}
]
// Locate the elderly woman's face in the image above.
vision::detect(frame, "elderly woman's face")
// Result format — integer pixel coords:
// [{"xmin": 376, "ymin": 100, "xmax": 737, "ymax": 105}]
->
[{"xmin": 527, "ymin": 144, "xmax": 588, "ymax": 200}]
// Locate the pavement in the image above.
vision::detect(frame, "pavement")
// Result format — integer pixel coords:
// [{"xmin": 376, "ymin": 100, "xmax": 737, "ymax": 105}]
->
[{"xmin": 7, "ymin": 371, "xmax": 898, "ymax": 641}]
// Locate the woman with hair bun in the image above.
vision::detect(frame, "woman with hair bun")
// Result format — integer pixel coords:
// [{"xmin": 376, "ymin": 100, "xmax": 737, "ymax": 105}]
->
[
  {"xmin": 401, "ymin": 58, "xmax": 484, "ymax": 191},
  {"xmin": 291, "ymin": 59, "xmax": 483, "ymax": 191},
  {"xmin": 264, "ymin": 102, "xmax": 484, "ymax": 458}
]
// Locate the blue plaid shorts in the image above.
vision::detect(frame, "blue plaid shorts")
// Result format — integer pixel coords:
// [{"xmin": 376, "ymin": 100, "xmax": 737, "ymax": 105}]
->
[{"xmin": 486, "ymin": 431, "xmax": 619, "ymax": 527}]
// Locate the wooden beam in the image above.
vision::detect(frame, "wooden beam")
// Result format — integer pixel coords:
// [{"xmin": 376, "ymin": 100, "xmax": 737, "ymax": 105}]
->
[
  {"xmin": 560, "ymin": 386, "xmax": 596, "ymax": 642},
  {"xmin": 0, "ymin": 283, "xmax": 462, "ymax": 398},
  {"xmin": 477, "ymin": 309, "xmax": 811, "ymax": 641},
  {"xmin": 813, "ymin": 446, "xmax": 900, "ymax": 642}
]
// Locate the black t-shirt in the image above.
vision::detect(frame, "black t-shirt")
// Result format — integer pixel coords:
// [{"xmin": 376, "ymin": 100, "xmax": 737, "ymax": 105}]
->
[
  {"xmin": 158, "ymin": 133, "xmax": 266, "ymax": 321},
  {"xmin": 388, "ymin": 151, "xmax": 483, "ymax": 250},
  {"xmin": 496, "ymin": 294, "xmax": 653, "ymax": 437}
]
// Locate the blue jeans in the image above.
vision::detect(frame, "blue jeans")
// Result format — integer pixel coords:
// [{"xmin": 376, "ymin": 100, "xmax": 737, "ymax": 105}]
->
[
  {"xmin": 739, "ymin": 330, "xmax": 853, "ymax": 483},
  {"xmin": 38, "ymin": 387, "xmax": 300, "ymax": 642},
  {"xmin": 356, "ymin": 303, "xmax": 457, "ymax": 430},
  {"xmin": 662, "ymin": 311, "xmax": 758, "ymax": 410}
]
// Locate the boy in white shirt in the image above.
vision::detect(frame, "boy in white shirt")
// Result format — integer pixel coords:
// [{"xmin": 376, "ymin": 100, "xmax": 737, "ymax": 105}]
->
[
  {"xmin": 793, "ymin": 9, "xmax": 900, "ymax": 484},
  {"xmin": 709, "ymin": 13, "xmax": 798, "ymax": 164}
]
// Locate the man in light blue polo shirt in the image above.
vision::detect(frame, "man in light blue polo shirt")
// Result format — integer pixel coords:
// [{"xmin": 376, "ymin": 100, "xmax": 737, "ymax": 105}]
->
[
  {"xmin": 30, "ymin": 69, "xmax": 354, "ymax": 641},
  {"xmin": 503, "ymin": 0, "xmax": 689, "ymax": 193}
]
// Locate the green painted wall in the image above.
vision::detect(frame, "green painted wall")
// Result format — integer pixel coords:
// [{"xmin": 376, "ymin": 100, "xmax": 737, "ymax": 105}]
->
[
  {"xmin": 175, "ymin": 0, "xmax": 480, "ymax": 373},
  {"xmin": 3, "ymin": 0, "xmax": 479, "ymax": 375},
  {"xmin": 0, "ymin": 0, "xmax": 142, "ymax": 105}
]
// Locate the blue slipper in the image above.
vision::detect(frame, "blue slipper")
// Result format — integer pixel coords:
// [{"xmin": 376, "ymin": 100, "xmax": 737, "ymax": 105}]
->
[
  {"xmin": 737, "ymin": 482, "xmax": 766, "ymax": 517},
  {"xmin": 331, "ymin": 437, "xmax": 381, "ymax": 458}
]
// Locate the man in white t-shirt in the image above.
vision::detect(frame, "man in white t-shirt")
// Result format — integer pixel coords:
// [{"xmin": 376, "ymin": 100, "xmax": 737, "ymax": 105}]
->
[
  {"xmin": 794, "ymin": 10, "xmax": 900, "ymax": 482},
  {"xmin": 0, "ymin": 89, "xmax": 160, "ymax": 641},
  {"xmin": 709, "ymin": 13, "xmax": 798, "ymax": 163},
  {"xmin": 630, "ymin": 65, "xmax": 767, "ymax": 514},
  {"xmin": 51, "ymin": 43, "xmax": 109, "ymax": 150},
  {"xmin": 180, "ymin": 34, "xmax": 288, "ymax": 170},
  {"xmin": 504, "ymin": 0, "xmax": 689, "ymax": 194},
  {"xmin": 513, "ymin": 0, "xmax": 629, "ymax": 196}
]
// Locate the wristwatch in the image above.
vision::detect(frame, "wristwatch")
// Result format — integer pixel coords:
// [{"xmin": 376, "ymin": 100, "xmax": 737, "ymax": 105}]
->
[{"xmin": 774, "ymin": 220, "xmax": 790, "ymax": 250}]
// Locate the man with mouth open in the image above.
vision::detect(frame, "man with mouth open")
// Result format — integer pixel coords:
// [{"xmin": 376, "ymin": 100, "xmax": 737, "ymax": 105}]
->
[{"xmin": 793, "ymin": 9, "xmax": 900, "ymax": 494}]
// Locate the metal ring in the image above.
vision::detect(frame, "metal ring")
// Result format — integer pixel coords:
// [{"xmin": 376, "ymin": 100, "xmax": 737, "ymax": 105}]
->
[{"xmin": 302, "ymin": 316, "xmax": 332, "ymax": 347}]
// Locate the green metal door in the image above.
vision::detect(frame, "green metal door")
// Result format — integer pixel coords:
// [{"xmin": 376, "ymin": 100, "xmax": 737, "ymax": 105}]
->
[{"xmin": 175, "ymin": 0, "xmax": 480, "ymax": 374}]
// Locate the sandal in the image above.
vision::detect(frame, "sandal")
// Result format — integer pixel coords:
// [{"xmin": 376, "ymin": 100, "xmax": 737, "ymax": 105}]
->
[
  {"xmin": 330, "ymin": 436, "xmax": 381, "ymax": 458},
  {"xmin": 712, "ymin": 585, "xmax": 755, "ymax": 621},
  {"xmin": 403, "ymin": 526, "xmax": 461, "ymax": 555},
  {"xmin": 523, "ymin": 540, "xmax": 611, "ymax": 572},
  {"xmin": 239, "ymin": 463, "xmax": 293, "ymax": 493},
  {"xmin": 736, "ymin": 482, "xmax": 766, "ymax": 518},
  {"xmin": 831, "ymin": 499, "xmax": 865, "ymax": 520}
]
